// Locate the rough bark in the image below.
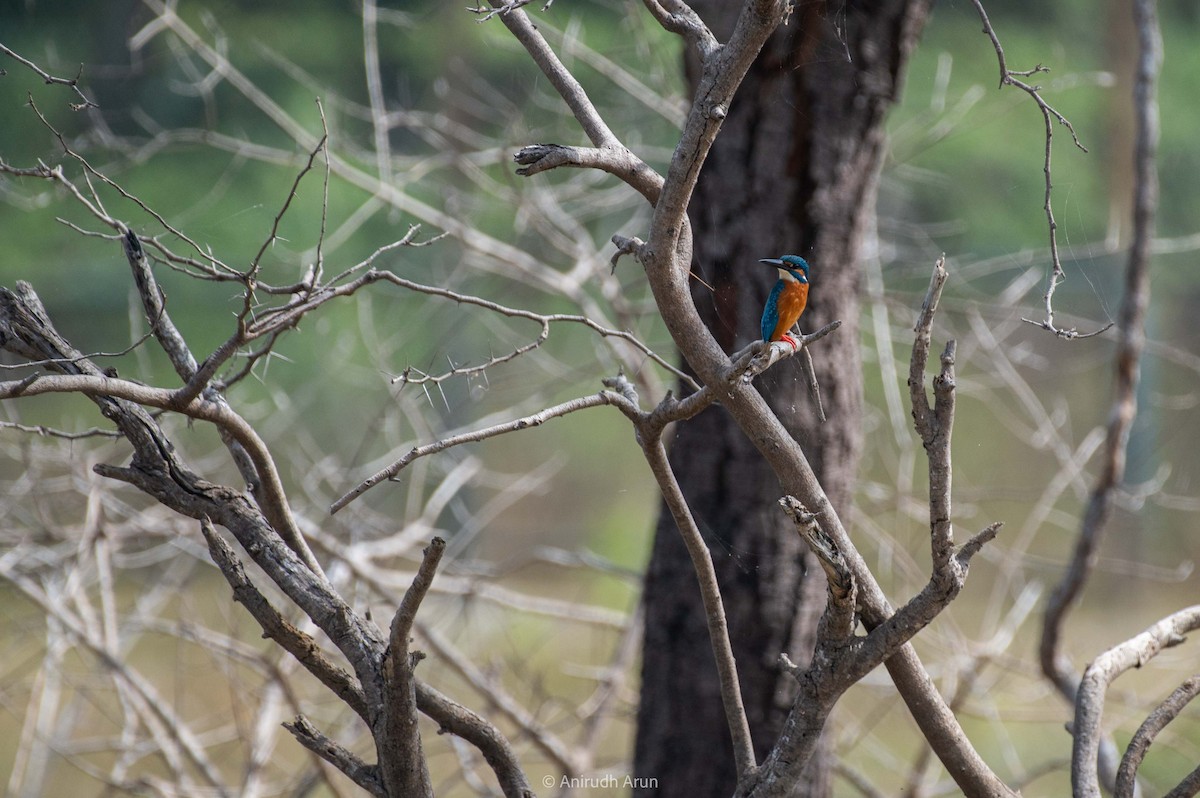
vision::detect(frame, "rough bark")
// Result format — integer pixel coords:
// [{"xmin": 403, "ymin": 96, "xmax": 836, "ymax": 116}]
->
[{"xmin": 635, "ymin": 4, "xmax": 931, "ymax": 797}]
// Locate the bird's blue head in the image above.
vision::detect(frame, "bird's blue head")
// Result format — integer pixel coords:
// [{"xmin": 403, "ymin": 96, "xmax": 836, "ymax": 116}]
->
[{"xmin": 758, "ymin": 255, "xmax": 810, "ymax": 283}]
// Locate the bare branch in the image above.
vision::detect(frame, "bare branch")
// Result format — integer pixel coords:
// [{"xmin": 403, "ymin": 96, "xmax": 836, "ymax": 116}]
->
[
  {"xmin": 641, "ymin": 435, "xmax": 756, "ymax": 781},
  {"xmin": 748, "ymin": 503, "xmax": 1002, "ymax": 798},
  {"xmin": 645, "ymin": 0, "xmax": 789, "ymax": 265},
  {"xmin": 467, "ymin": 0, "xmax": 540, "ymax": 24},
  {"xmin": 1116, "ymin": 676, "xmax": 1200, "ymax": 797},
  {"xmin": 414, "ymin": 683, "xmax": 537, "ymax": 798},
  {"xmin": 513, "ymin": 143, "xmax": 662, "ymax": 205},
  {"xmin": 968, "ymin": 0, "xmax": 1111, "ymax": 340},
  {"xmin": 331, "ymin": 389, "xmax": 638, "ymax": 514},
  {"xmin": 24, "ymin": 97, "xmax": 237, "ymax": 276},
  {"xmin": 201, "ymin": 521, "xmax": 370, "ymax": 723},
  {"xmin": 0, "ymin": 42, "xmax": 97, "ymax": 109},
  {"xmin": 247, "ymin": 131, "xmax": 328, "ymax": 276},
  {"xmin": 500, "ymin": 2, "xmax": 1015, "ymax": 791},
  {"xmin": 778, "ymin": 496, "xmax": 855, "ymax": 642},
  {"xmin": 798, "ymin": 345, "xmax": 826, "ymax": 423},
  {"xmin": 121, "ymin": 228, "xmax": 263, "ymax": 493},
  {"xmin": 284, "ymin": 716, "xmax": 384, "ymax": 798},
  {"xmin": 1073, "ymin": 606, "xmax": 1200, "ymax": 797},
  {"xmin": 909, "ymin": 254, "xmax": 948, "ymax": 432},
  {"xmin": 496, "ymin": 12, "xmax": 665, "ymax": 206},
  {"xmin": 417, "ymin": 622, "xmax": 579, "ymax": 774},
  {"xmin": 1041, "ymin": 5, "xmax": 1161, "ymax": 787},
  {"xmin": 0, "ymin": 419, "xmax": 121, "ymax": 439},
  {"xmin": 380, "ymin": 538, "xmax": 445, "ymax": 798},
  {"xmin": 0, "ymin": 285, "xmax": 322, "ymax": 574},
  {"xmin": 641, "ymin": 0, "xmax": 720, "ymax": 61}
]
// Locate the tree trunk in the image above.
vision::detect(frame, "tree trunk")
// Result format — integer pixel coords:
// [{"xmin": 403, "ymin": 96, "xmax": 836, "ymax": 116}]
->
[{"xmin": 634, "ymin": 4, "xmax": 931, "ymax": 797}]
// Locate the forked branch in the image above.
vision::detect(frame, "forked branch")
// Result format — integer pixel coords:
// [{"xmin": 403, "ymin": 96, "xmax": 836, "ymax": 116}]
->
[{"xmin": 503, "ymin": 2, "xmax": 1016, "ymax": 794}]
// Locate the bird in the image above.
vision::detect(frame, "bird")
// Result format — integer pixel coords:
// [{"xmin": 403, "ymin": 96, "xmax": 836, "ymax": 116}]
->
[{"xmin": 758, "ymin": 255, "xmax": 811, "ymax": 349}]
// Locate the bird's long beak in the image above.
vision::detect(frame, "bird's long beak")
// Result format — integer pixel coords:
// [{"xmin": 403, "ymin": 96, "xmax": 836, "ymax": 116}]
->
[{"xmin": 758, "ymin": 258, "xmax": 784, "ymax": 267}]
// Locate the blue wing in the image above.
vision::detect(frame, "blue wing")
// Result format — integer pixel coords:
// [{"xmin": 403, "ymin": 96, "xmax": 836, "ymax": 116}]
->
[{"xmin": 761, "ymin": 281, "xmax": 785, "ymax": 342}]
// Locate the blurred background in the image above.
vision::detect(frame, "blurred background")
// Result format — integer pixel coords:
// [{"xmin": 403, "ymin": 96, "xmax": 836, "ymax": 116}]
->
[{"xmin": 1, "ymin": 0, "xmax": 1198, "ymax": 795}]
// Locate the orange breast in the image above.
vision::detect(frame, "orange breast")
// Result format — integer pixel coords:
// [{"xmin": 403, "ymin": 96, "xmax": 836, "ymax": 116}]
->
[{"xmin": 769, "ymin": 283, "xmax": 809, "ymax": 341}]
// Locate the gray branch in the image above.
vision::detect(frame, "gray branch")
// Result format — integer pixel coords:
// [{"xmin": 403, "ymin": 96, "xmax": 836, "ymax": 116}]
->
[
  {"xmin": 0, "ymin": 281, "xmax": 536, "ymax": 797},
  {"xmin": 1044, "ymin": 0, "xmax": 1161, "ymax": 792},
  {"xmin": 1073, "ymin": 606, "xmax": 1200, "ymax": 797},
  {"xmin": 506, "ymin": 2, "xmax": 1015, "ymax": 794},
  {"xmin": 379, "ymin": 538, "xmax": 445, "ymax": 798},
  {"xmin": 1116, "ymin": 676, "xmax": 1200, "ymax": 797},
  {"xmin": 284, "ymin": 715, "xmax": 384, "ymax": 798},
  {"xmin": 201, "ymin": 521, "xmax": 370, "ymax": 723}
]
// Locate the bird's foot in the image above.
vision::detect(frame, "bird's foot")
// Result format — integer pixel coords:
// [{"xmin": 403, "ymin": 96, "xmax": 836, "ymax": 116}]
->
[{"xmin": 780, "ymin": 334, "xmax": 799, "ymax": 351}]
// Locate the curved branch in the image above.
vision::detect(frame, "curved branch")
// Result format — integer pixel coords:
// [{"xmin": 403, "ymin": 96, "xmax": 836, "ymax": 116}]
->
[
  {"xmin": 513, "ymin": 143, "xmax": 663, "ymax": 205},
  {"xmin": 1116, "ymin": 676, "xmax": 1200, "ymax": 797},
  {"xmin": 642, "ymin": 0, "xmax": 720, "ymax": 61},
  {"xmin": 1073, "ymin": 607, "xmax": 1200, "ymax": 797},
  {"xmin": 495, "ymin": 9, "xmax": 666, "ymax": 206},
  {"xmin": 415, "ymin": 683, "xmax": 538, "ymax": 798}
]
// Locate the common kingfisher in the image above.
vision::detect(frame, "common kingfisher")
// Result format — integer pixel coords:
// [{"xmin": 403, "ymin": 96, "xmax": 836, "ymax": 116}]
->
[{"xmin": 758, "ymin": 255, "xmax": 811, "ymax": 349}]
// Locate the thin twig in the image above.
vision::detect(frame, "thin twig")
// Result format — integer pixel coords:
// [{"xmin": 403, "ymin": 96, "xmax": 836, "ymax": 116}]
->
[
  {"xmin": 26, "ymin": 97, "xmax": 236, "ymax": 276},
  {"xmin": 0, "ymin": 43, "xmax": 97, "ymax": 109},
  {"xmin": 641, "ymin": 435, "xmax": 757, "ymax": 781},
  {"xmin": 331, "ymin": 389, "xmax": 637, "ymax": 513},
  {"xmin": 969, "ymin": 0, "xmax": 1110, "ymax": 340}
]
